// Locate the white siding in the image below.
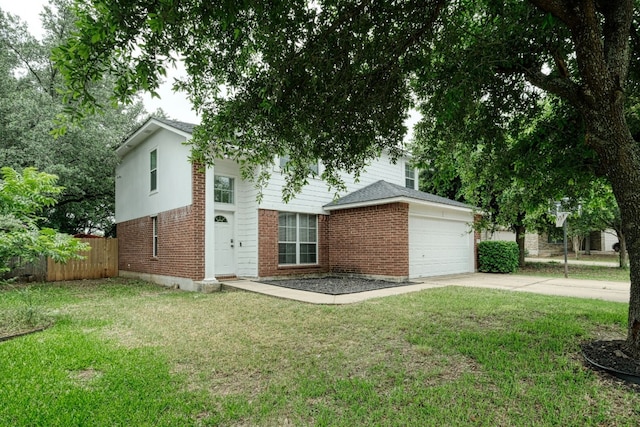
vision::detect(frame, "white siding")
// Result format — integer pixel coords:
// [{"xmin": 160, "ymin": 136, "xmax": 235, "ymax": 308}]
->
[
  {"xmin": 116, "ymin": 129, "xmax": 193, "ymax": 223},
  {"xmin": 260, "ymin": 151, "xmax": 410, "ymax": 214},
  {"xmin": 603, "ymin": 229, "xmax": 618, "ymax": 252},
  {"xmin": 211, "ymin": 159, "xmax": 260, "ymax": 277}
]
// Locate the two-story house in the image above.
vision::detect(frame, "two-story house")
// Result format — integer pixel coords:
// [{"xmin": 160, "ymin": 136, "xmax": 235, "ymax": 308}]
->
[{"xmin": 116, "ymin": 117, "xmax": 476, "ymax": 291}]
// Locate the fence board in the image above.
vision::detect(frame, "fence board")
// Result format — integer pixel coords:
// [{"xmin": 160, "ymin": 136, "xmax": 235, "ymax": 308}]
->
[
  {"xmin": 47, "ymin": 238, "xmax": 118, "ymax": 281},
  {"xmin": 2, "ymin": 256, "xmax": 47, "ymax": 282}
]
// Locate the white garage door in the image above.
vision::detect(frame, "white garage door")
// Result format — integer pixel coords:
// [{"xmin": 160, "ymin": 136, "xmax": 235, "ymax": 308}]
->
[{"xmin": 409, "ymin": 214, "xmax": 474, "ymax": 278}]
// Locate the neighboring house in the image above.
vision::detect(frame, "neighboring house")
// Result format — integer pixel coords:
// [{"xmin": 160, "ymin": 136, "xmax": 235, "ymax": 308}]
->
[
  {"xmin": 116, "ymin": 117, "xmax": 477, "ymax": 291},
  {"xmin": 482, "ymin": 229, "xmax": 618, "ymax": 256}
]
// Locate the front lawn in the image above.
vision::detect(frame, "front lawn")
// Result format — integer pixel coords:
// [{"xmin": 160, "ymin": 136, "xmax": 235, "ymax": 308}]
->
[
  {"xmin": 1, "ymin": 278, "xmax": 638, "ymax": 426},
  {"xmin": 519, "ymin": 262, "xmax": 631, "ymax": 282}
]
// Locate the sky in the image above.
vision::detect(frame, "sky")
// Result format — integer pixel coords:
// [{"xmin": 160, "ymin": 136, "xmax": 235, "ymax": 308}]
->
[
  {"xmin": 0, "ymin": 0, "xmax": 419, "ymax": 137},
  {"xmin": 0, "ymin": 0, "xmax": 200, "ymax": 123}
]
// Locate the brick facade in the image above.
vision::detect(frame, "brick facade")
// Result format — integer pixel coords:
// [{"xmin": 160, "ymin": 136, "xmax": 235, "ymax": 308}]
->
[
  {"xmin": 117, "ymin": 164, "xmax": 206, "ymax": 281},
  {"xmin": 328, "ymin": 203, "xmax": 409, "ymax": 277},
  {"xmin": 258, "ymin": 204, "xmax": 410, "ymax": 279},
  {"xmin": 258, "ymin": 209, "xmax": 330, "ymax": 277}
]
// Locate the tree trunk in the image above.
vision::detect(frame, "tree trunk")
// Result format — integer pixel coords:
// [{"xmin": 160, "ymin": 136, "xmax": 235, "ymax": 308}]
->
[
  {"xmin": 585, "ymin": 235, "xmax": 590, "ymax": 255},
  {"xmin": 572, "ymin": 236, "xmax": 582, "ymax": 260},
  {"xmin": 545, "ymin": 0, "xmax": 640, "ymax": 358},
  {"xmin": 618, "ymin": 232, "xmax": 629, "ymax": 269},
  {"xmin": 515, "ymin": 220, "xmax": 526, "ymax": 268}
]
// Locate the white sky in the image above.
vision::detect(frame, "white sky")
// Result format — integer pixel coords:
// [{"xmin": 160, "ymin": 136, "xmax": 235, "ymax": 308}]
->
[
  {"xmin": 0, "ymin": 0, "xmax": 419, "ymax": 137},
  {"xmin": 0, "ymin": 0, "xmax": 200, "ymax": 123}
]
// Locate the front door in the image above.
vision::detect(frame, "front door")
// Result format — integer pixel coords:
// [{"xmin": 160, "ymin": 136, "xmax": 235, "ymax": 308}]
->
[{"xmin": 214, "ymin": 213, "xmax": 235, "ymax": 276}]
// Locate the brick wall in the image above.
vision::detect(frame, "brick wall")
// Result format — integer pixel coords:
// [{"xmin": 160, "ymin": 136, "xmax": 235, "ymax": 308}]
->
[
  {"xmin": 328, "ymin": 203, "xmax": 409, "ymax": 277},
  {"xmin": 258, "ymin": 209, "xmax": 330, "ymax": 277},
  {"xmin": 117, "ymin": 164, "xmax": 206, "ymax": 280}
]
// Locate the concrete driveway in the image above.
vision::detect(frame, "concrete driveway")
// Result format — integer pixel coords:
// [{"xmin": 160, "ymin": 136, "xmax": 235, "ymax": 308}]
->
[
  {"xmin": 223, "ymin": 273, "xmax": 630, "ymax": 305},
  {"xmin": 421, "ymin": 273, "xmax": 630, "ymax": 304}
]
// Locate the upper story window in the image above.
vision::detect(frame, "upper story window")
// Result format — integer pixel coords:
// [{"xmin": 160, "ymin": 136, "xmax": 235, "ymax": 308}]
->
[
  {"xmin": 279, "ymin": 155, "xmax": 319, "ymax": 175},
  {"xmin": 152, "ymin": 216, "xmax": 158, "ymax": 257},
  {"xmin": 214, "ymin": 176, "xmax": 235, "ymax": 204},
  {"xmin": 405, "ymin": 163, "xmax": 416, "ymax": 189},
  {"xmin": 150, "ymin": 149, "xmax": 158, "ymax": 192},
  {"xmin": 278, "ymin": 212, "xmax": 317, "ymax": 265}
]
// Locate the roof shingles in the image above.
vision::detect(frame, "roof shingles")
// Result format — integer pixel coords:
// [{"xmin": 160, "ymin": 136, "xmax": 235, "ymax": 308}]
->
[
  {"xmin": 152, "ymin": 117, "xmax": 197, "ymax": 134},
  {"xmin": 324, "ymin": 180, "xmax": 472, "ymax": 210}
]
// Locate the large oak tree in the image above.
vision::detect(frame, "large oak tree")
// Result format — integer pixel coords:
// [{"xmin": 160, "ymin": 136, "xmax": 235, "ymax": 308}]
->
[
  {"xmin": 54, "ymin": 0, "xmax": 640, "ymax": 357},
  {"xmin": 0, "ymin": 0, "xmax": 144, "ymax": 235}
]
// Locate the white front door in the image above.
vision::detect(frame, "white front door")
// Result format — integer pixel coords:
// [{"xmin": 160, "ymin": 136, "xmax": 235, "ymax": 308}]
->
[{"xmin": 214, "ymin": 213, "xmax": 235, "ymax": 276}]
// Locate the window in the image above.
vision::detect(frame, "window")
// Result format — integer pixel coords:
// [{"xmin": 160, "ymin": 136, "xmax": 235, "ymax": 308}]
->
[
  {"xmin": 279, "ymin": 155, "xmax": 319, "ymax": 175},
  {"xmin": 405, "ymin": 163, "xmax": 416, "ymax": 189},
  {"xmin": 150, "ymin": 149, "xmax": 158, "ymax": 192},
  {"xmin": 214, "ymin": 176, "xmax": 234, "ymax": 204},
  {"xmin": 152, "ymin": 216, "xmax": 158, "ymax": 257},
  {"xmin": 278, "ymin": 213, "xmax": 317, "ymax": 265}
]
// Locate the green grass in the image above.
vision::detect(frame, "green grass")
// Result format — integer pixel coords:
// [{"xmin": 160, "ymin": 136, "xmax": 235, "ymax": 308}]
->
[
  {"xmin": 1, "ymin": 278, "xmax": 638, "ymax": 426},
  {"xmin": 519, "ymin": 261, "xmax": 631, "ymax": 282}
]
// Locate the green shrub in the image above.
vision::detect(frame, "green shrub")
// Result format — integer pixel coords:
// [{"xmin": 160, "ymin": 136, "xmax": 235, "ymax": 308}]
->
[{"xmin": 478, "ymin": 241, "xmax": 519, "ymax": 273}]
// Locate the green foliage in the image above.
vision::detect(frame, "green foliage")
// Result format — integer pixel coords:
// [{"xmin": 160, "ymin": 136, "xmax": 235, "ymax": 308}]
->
[
  {"xmin": 0, "ymin": 167, "xmax": 88, "ymax": 274},
  {"xmin": 0, "ymin": 1, "xmax": 144, "ymax": 234},
  {"xmin": 478, "ymin": 240, "xmax": 519, "ymax": 273}
]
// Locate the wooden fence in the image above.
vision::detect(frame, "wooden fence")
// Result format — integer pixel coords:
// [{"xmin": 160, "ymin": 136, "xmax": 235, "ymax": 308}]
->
[
  {"xmin": 4, "ymin": 238, "xmax": 118, "ymax": 282},
  {"xmin": 46, "ymin": 238, "xmax": 118, "ymax": 281}
]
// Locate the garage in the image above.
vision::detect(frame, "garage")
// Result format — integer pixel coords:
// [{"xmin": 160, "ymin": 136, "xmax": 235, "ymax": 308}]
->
[
  {"xmin": 409, "ymin": 205, "xmax": 475, "ymax": 278},
  {"xmin": 324, "ymin": 180, "xmax": 477, "ymax": 280}
]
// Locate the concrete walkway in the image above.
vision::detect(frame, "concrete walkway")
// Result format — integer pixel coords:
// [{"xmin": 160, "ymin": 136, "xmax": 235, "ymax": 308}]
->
[{"xmin": 221, "ymin": 273, "xmax": 630, "ymax": 305}]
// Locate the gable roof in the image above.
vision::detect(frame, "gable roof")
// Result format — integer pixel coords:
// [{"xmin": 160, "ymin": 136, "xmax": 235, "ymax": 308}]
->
[
  {"xmin": 116, "ymin": 116, "xmax": 197, "ymax": 158},
  {"xmin": 152, "ymin": 117, "xmax": 196, "ymax": 134},
  {"xmin": 324, "ymin": 180, "xmax": 473, "ymax": 212}
]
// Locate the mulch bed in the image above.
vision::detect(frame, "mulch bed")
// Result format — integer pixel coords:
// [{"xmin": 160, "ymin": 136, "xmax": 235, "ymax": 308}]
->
[
  {"xmin": 582, "ymin": 340, "xmax": 640, "ymax": 385},
  {"xmin": 261, "ymin": 276, "xmax": 414, "ymax": 295}
]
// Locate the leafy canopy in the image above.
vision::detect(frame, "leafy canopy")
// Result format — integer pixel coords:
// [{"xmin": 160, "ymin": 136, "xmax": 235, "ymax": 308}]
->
[
  {"xmin": 54, "ymin": 0, "xmax": 445, "ymax": 197},
  {"xmin": 0, "ymin": 0, "xmax": 145, "ymax": 235}
]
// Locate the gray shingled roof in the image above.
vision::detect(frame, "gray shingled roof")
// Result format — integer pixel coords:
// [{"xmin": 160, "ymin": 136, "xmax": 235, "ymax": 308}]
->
[
  {"xmin": 153, "ymin": 116, "xmax": 197, "ymax": 134},
  {"xmin": 324, "ymin": 180, "xmax": 472, "ymax": 210}
]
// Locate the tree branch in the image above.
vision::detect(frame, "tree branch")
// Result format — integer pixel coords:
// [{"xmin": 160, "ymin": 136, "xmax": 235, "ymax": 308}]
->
[
  {"xmin": 528, "ymin": 0, "xmax": 576, "ymax": 28},
  {"xmin": 601, "ymin": 0, "xmax": 633, "ymax": 88},
  {"xmin": 523, "ymin": 69, "xmax": 582, "ymax": 105}
]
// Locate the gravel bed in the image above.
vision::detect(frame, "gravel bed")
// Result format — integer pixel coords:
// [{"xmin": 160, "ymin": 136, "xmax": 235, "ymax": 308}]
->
[{"xmin": 261, "ymin": 276, "xmax": 414, "ymax": 295}]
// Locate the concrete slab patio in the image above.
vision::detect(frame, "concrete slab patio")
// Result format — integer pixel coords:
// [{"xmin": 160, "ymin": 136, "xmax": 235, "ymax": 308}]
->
[{"xmin": 221, "ymin": 273, "xmax": 630, "ymax": 305}]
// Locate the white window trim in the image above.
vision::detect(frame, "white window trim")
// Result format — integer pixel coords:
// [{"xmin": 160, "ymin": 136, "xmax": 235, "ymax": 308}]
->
[
  {"xmin": 214, "ymin": 175, "xmax": 235, "ymax": 205},
  {"xmin": 405, "ymin": 163, "xmax": 417, "ymax": 190},
  {"xmin": 149, "ymin": 147, "xmax": 158, "ymax": 194},
  {"xmin": 152, "ymin": 216, "xmax": 158, "ymax": 257},
  {"xmin": 278, "ymin": 213, "xmax": 319, "ymax": 266},
  {"xmin": 276, "ymin": 155, "xmax": 320, "ymax": 176}
]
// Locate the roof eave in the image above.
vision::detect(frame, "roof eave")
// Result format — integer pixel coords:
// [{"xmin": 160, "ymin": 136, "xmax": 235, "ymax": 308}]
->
[
  {"xmin": 116, "ymin": 118, "xmax": 193, "ymax": 158},
  {"xmin": 324, "ymin": 196, "xmax": 474, "ymax": 213}
]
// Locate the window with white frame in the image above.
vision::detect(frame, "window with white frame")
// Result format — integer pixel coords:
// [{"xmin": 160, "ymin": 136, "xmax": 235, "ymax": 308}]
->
[
  {"xmin": 214, "ymin": 175, "xmax": 235, "ymax": 204},
  {"xmin": 405, "ymin": 163, "xmax": 416, "ymax": 189},
  {"xmin": 150, "ymin": 149, "xmax": 158, "ymax": 192},
  {"xmin": 278, "ymin": 212, "xmax": 317, "ymax": 264},
  {"xmin": 279, "ymin": 155, "xmax": 319, "ymax": 175},
  {"xmin": 152, "ymin": 216, "xmax": 158, "ymax": 257}
]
